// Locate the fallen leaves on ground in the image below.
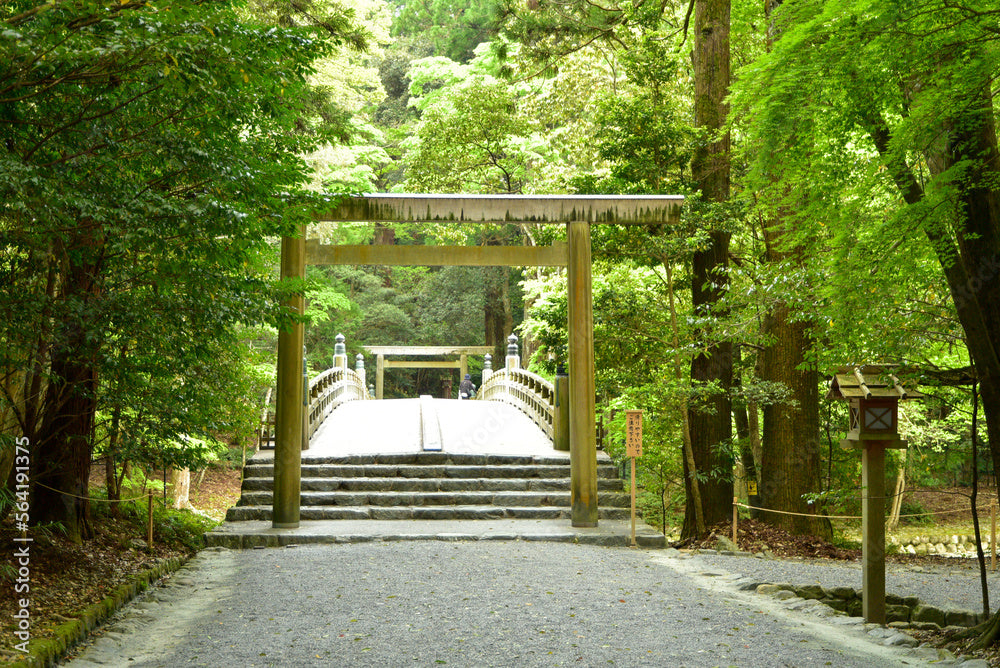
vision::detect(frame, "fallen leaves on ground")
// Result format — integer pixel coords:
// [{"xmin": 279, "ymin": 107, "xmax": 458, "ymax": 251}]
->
[{"xmin": 0, "ymin": 465, "xmax": 240, "ymax": 664}]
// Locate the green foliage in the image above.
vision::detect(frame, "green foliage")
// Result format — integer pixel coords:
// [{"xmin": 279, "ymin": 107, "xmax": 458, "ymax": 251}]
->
[
  {"xmin": 90, "ymin": 489, "xmax": 218, "ymax": 552},
  {"xmin": 405, "ymin": 77, "xmax": 537, "ymax": 193},
  {"xmin": 0, "ymin": 1, "xmax": 366, "ymax": 528},
  {"xmin": 305, "ymin": 283, "xmax": 356, "ymax": 324},
  {"xmin": 602, "ymin": 393, "xmax": 687, "ymax": 531},
  {"xmin": 898, "ymin": 500, "xmax": 933, "ymax": 527},
  {"xmin": 729, "ymin": 0, "xmax": 1000, "ymax": 367},
  {"xmin": 149, "ymin": 504, "xmax": 218, "ymax": 551},
  {"xmin": 391, "ymin": 0, "xmax": 499, "ymax": 63},
  {"xmin": 577, "ymin": 36, "xmax": 698, "ymax": 194},
  {"xmin": 303, "ymin": 258, "xmax": 498, "ymax": 396}
]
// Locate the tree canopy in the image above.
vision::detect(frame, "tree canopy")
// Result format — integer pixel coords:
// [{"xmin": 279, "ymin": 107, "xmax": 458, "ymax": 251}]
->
[{"xmin": 5, "ymin": 9, "xmax": 1000, "ymax": 650}]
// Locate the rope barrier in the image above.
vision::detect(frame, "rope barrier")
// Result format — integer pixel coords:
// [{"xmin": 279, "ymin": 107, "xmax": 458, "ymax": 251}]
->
[
  {"xmin": 732, "ymin": 497, "xmax": 1000, "ymax": 571},
  {"xmin": 735, "ymin": 502, "xmax": 859, "ymax": 520},
  {"xmin": 31, "ymin": 479, "xmax": 152, "ymax": 503},
  {"xmin": 735, "ymin": 500, "xmax": 995, "ymax": 521}
]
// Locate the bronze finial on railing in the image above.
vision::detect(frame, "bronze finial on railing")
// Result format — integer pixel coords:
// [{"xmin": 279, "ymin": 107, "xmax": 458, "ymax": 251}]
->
[
  {"xmin": 355, "ymin": 353, "xmax": 366, "ymax": 386},
  {"xmin": 505, "ymin": 333, "xmax": 520, "ymax": 370},
  {"xmin": 482, "ymin": 353, "xmax": 493, "ymax": 383},
  {"xmin": 333, "ymin": 333, "xmax": 348, "ymax": 369}
]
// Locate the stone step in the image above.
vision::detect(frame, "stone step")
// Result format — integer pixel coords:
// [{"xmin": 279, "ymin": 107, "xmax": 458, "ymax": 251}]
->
[
  {"xmin": 230, "ymin": 450, "xmax": 635, "ymax": 528},
  {"xmin": 241, "ymin": 477, "xmax": 624, "ymax": 493},
  {"xmin": 253, "ymin": 452, "xmax": 586, "ymax": 466},
  {"xmin": 242, "ymin": 464, "xmax": 621, "ymax": 480},
  {"xmin": 236, "ymin": 490, "xmax": 632, "ymax": 509},
  {"xmin": 225, "ymin": 505, "xmax": 632, "ymax": 522}
]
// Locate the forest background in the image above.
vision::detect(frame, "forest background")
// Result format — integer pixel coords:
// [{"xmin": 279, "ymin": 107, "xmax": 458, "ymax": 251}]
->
[{"xmin": 2, "ymin": 0, "xmax": 999, "ymax": 612}]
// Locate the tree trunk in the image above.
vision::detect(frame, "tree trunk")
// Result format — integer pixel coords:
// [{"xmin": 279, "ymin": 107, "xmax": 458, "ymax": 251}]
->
[
  {"xmin": 31, "ymin": 346, "xmax": 97, "ymax": 543},
  {"xmin": 484, "ymin": 267, "xmax": 511, "ymax": 363},
  {"xmin": 733, "ymin": 345, "xmax": 759, "ymax": 493},
  {"xmin": 753, "ymin": 0, "xmax": 832, "ymax": 541},
  {"xmin": 758, "ymin": 302, "xmax": 833, "ymax": 539},
  {"xmin": 104, "ymin": 407, "xmax": 121, "ymax": 518},
  {"xmin": 682, "ymin": 0, "xmax": 733, "ymax": 539},
  {"xmin": 664, "ymin": 261, "xmax": 706, "ymax": 536},
  {"xmin": 887, "ymin": 451, "xmax": 906, "ymax": 533},
  {"xmin": 29, "ymin": 232, "xmax": 104, "ymax": 543},
  {"xmin": 169, "ymin": 468, "xmax": 193, "ymax": 510}
]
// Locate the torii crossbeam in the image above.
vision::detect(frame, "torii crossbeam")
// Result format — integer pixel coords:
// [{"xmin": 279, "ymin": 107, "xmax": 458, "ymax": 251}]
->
[{"xmin": 273, "ymin": 194, "xmax": 683, "ymax": 530}]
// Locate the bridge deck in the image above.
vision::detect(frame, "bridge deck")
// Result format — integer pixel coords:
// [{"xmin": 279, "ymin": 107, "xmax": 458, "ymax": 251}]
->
[{"xmin": 299, "ymin": 397, "xmax": 560, "ymax": 459}]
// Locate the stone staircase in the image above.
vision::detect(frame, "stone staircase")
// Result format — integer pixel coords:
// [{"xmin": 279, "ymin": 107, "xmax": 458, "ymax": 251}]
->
[{"xmin": 225, "ymin": 452, "xmax": 630, "ymax": 522}]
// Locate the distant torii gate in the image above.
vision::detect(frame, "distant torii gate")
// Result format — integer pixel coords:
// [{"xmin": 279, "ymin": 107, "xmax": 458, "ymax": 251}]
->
[
  {"xmin": 272, "ymin": 194, "xmax": 683, "ymax": 530},
  {"xmin": 364, "ymin": 345, "xmax": 494, "ymax": 399}
]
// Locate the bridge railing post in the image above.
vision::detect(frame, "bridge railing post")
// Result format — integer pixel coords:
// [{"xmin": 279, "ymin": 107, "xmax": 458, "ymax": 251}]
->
[
  {"xmin": 355, "ymin": 353, "xmax": 366, "ymax": 390},
  {"xmin": 482, "ymin": 354, "xmax": 493, "ymax": 385}
]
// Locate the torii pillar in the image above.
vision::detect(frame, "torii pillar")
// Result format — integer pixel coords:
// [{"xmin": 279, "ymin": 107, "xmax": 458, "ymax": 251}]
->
[
  {"xmin": 272, "ymin": 227, "xmax": 305, "ymax": 528},
  {"xmin": 567, "ymin": 221, "xmax": 598, "ymax": 526}
]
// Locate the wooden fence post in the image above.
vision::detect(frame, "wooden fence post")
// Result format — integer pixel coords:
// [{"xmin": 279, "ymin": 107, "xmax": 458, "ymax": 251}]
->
[{"xmin": 147, "ymin": 490, "xmax": 154, "ymax": 547}]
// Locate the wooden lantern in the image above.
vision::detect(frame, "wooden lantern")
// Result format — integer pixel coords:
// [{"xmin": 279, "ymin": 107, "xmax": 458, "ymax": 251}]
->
[
  {"xmin": 827, "ymin": 365, "xmax": 922, "ymax": 625},
  {"xmin": 828, "ymin": 366, "xmax": 921, "ymax": 449}
]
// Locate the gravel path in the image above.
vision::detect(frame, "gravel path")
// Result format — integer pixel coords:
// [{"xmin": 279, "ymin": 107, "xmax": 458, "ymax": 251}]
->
[{"xmin": 60, "ymin": 543, "xmax": 990, "ymax": 667}]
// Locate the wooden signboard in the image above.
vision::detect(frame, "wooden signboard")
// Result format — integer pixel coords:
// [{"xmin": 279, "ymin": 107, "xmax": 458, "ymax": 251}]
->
[
  {"xmin": 625, "ymin": 410, "xmax": 643, "ymax": 546},
  {"xmin": 626, "ymin": 410, "xmax": 643, "ymax": 458}
]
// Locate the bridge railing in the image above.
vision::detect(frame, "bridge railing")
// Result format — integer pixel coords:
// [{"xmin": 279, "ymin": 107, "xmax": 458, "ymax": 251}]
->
[
  {"xmin": 308, "ymin": 365, "xmax": 372, "ymax": 440},
  {"xmin": 479, "ymin": 366, "xmax": 557, "ymax": 440},
  {"xmin": 257, "ymin": 386, "xmax": 275, "ymax": 451},
  {"xmin": 258, "ymin": 335, "xmax": 372, "ymax": 449}
]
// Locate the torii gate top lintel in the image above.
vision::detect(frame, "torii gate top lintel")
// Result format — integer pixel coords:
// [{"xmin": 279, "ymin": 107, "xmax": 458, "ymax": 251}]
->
[
  {"xmin": 315, "ymin": 193, "xmax": 683, "ymax": 225},
  {"xmin": 364, "ymin": 345, "xmax": 494, "ymax": 356}
]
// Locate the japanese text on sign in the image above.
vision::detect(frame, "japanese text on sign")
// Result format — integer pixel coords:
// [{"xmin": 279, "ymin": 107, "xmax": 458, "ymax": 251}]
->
[{"xmin": 625, "ymin": 410, "xmax": 643, "ymax": 458}]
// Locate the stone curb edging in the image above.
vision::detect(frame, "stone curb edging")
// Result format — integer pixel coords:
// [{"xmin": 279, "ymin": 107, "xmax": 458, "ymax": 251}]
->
[
  {"xmin": 746, "ymin": 581, "xmax": 986, "ymax": 628},
  {"xmin": 744, "ymin": 582, "xmax": 991, "ymax": 666},
  {"xmin": 692, "ymin": 547, "xmax": 992, "ymax": 666},
  {"xmin": 893, "ymin": 534, "xmax": 993, "ymax": 558},
  {"xmin": 10, "ymin": 555, "xmax": 188, "ymax": 668},
  {"xmin": 696, "ymin": 546, "xmax": 987, "ymax": 630},
  {"xmin": 207, "ymin": 530, "xmax": 667, "ymax": 549}
]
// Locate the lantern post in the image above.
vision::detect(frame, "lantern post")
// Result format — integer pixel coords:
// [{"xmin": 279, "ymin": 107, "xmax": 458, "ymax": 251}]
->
[{"xmin": 828, "ymin": 366, "xmax": 922, "ymax": 624}]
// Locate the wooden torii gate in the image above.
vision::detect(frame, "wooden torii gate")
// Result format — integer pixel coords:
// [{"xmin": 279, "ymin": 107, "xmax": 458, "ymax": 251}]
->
[
  {"xmin": 272, "ymin": 194, "xmax": 683, "ymax": 530},
  {"xmin": 363, "ymin": 345, "xmax": 494, "ymax": 400}
]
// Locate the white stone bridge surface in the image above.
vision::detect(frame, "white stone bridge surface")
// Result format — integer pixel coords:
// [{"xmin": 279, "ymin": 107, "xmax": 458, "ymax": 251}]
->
[{"xmin": 304, "ymin": 396, "xmax": 557, "ymax": 458}]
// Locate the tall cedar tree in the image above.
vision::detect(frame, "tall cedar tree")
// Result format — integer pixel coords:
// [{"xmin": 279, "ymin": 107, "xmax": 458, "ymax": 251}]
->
[
  {"xmin": 755, "ymin": 0, "xmax": 832, "ymax": 540},
  {"xmin": 734, "ymin": 0, "xmax": 999, "ymax": 609},
  {"xmin": 682, "ymin": 0, "xmax": 734, "ymax": 538}
]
